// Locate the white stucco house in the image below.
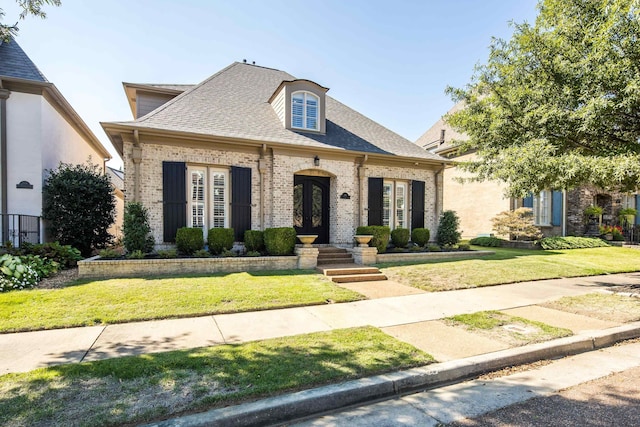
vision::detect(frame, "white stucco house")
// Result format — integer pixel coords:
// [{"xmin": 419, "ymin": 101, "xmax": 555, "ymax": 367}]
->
[
  {"xmin": 0, "ymin": 37, "xmax": 119, "ymax": 246},
  {"xmin": 102, "ymin": 62, "xmax": 450, "ymax": 249}
]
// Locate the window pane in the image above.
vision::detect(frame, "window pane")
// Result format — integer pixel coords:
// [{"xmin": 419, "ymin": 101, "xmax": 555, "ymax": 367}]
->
[
  {"xmin": 293, "ymin": 184, "xmax": 303, "ymax": 227},
  {"xmin": 312, "ymin": 184, "xmax": 322, "ymax": 227},
  {"xmin": 190, "ymin": 170, "xmax": 206, "ymax": 228},
  {"xmin": 211, "ymin": 171, "xmax": 226, "ymax": 228},
  {"xmin": 396, "ymin": 183, "xmax": 406, "ymax": 229},
  {"xmin": 383, "ymin": 183, "xmax": 392, "ymax": 227}
]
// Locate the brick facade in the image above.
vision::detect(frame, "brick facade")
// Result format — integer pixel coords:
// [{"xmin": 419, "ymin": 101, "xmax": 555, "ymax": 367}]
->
[{"xmin": 123, "ymin": 137, "xmax": 441, "ymax": 247}]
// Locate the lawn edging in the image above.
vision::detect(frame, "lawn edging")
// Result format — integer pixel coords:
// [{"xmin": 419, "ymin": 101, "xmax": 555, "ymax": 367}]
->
[
  {"xmin": 142, "ymin": 322, "xmax": 640, "ymax": 427},
  {"xmin": 78, "ymin": 255, "xmax": 298, "ymax": 279},
  {"xmin": 376, "ymin": 250, "xmax": 494, "ymax": 263}
]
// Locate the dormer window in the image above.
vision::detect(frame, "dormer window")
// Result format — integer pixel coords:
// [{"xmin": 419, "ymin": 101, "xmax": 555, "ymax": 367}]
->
[{"xmin": 292, "ymin": 91, "xmax": 319, "ymax": 131}]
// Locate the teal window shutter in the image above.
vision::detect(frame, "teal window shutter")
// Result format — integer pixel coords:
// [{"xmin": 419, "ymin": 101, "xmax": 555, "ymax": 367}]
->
[
  {"xmin": 551, "ymin": 191, "xmax": 563, "ymax": 226},
  {"xmin": 522, "ymin": 195, "xmax": 533, "ymax": 208}
]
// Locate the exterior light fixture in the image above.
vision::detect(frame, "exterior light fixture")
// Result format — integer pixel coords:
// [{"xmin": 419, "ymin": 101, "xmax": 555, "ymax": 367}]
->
[{"xmin": 314, "ymin": 155, "xmax": 320, "ymax": 167}]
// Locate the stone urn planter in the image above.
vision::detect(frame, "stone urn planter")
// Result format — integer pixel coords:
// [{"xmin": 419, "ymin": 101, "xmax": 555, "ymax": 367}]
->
[
  {"xmin": 297, "ymin": 235, "xmax": 318, "ymax": 248},
  {"xmin": 354, "ymin": 235, "xmax": 373, "ymax": 247}
]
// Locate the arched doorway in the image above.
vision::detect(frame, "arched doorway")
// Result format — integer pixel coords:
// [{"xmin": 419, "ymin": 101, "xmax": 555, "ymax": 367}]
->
[{"xmin": 293, "ymin": 175, "xmax": 330, "ymax": 243}]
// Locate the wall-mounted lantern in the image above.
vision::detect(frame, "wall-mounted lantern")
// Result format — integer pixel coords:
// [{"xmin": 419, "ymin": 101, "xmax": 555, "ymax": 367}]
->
[
  {"xmin": 313, "ymin": 155, "xmax": 320, "ymax": 167},
  {"xmin": 340, "ymin": 192, "xmax": 351, "ymax": 199}
]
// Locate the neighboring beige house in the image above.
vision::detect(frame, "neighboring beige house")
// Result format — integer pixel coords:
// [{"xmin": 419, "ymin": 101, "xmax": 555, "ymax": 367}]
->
[
  {"xmin": 102, "ymin": 62, "xmax": 450, "ymax": 248},
  {"xmin": 0, "ymin": 38, "xmax": 120, "ymax": 246},
  {"xmin": 106, "ymin": 166, "xmax": 125, "ymax": 240},
  {"xmin": 417, "ymin": 103, "xmax": 640, "ymax": 240}
]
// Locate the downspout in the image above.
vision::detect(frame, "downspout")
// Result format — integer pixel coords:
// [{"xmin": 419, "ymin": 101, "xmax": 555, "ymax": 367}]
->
[
  {"xmin": 357, "ymin": 155, "xmax": 368, "ymax": 227},
  {"xmin": 132, "ymin": 130, "xmax": 142, "ymax": 202},
  {"xmin": 259, "ymin": 144, "xmax": 267, "ymax": 229},
  {"xmin": 0, "ymin": 86, "xmax": 9, "ymax": 218},
  {"xmin": 434, "ymin": 163, "xmax": 446, "ymax": 226},
  {"xmin": 562, "ymin": 190, "xmax": 567, "ymax": 236}
]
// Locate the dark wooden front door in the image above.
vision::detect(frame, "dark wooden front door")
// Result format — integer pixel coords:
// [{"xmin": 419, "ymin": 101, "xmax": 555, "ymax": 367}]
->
[{"xmin": 293, "ymin": 175, "xmax": 330, "ymax": 244}]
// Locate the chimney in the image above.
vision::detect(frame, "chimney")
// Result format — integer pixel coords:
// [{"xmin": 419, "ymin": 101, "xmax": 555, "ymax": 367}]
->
[{"xmin": 440, "ymin": 129, "xmax": 446, "ymax": 145}]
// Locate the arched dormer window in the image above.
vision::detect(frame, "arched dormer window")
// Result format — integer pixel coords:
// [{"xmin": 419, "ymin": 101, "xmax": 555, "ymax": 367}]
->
[{"xmin": 292, "ymin": 91, "xmax": 319, "ymax": 131}]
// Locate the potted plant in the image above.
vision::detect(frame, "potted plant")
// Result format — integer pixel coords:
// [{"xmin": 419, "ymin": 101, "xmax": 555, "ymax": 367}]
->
[
  {"xmin": 584, "ymin": 205, "xmax": 604, "ymax": 228},
  {"xmin": 618, "ymin": 207, "xmax": 637, "ymax": 227}
]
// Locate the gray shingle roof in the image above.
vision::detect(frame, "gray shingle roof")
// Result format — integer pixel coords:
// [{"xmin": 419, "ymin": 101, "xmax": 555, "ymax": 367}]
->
[
  {"xmin": 112, "ymin": 62, "xmax": 445, "ymax": 161},
  {"xmin": 0, "ymin": 38, "xmax": 48, "ymax": 82}
]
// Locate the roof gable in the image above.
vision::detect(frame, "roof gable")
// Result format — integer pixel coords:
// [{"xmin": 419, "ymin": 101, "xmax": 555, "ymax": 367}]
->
[
  {"xmin": 108, "ymin": 62, "xmax": 446, "ymax": 161},
  {"xmin": 0, "ymin": 38, "xmax": 47, "ymax": 82}
]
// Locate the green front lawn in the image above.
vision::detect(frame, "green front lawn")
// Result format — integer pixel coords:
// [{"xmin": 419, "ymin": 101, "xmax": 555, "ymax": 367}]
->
[
  {"xmin": 0, "ymin": 327, "xmax": 434, "ymax": 427},
  {"xmin": 0, "ymin": 270, "xmax": 363, "ymax": 333},
  {"xmin": 380, "ymin": 246, "xmax": 640, "ymax": 291}
]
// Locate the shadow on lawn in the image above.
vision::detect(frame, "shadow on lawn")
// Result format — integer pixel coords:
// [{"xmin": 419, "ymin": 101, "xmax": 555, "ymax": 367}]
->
[
  {"xmin": 0, "ymin": 328, "xmax": 433, "ymax": 426},
  {"xmin": 376, "ymin": 247, "xmax": 561, "ymax": 268}
]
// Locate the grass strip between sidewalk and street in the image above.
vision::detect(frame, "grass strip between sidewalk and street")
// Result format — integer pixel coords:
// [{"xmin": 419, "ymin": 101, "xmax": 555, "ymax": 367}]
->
[
  {"xmin": 0, "ymin": 270, "xmax": 363, "ymax": 333},
  {"xmin": 0, "ymin": 326, "xmax": 435, "ymax": 427},
  {"xmin": 380, "ymin": 246, "xmax": 640, "ymax": 291},
  {"xmin": 542, "ymin": 293, "xmax": 640, "ymax": 323},
  {"xmin": 445, "ymin": 310, "xmax": 573, "ymax": 346}
]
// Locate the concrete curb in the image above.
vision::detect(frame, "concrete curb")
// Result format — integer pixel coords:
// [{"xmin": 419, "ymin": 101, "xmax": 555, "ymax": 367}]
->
[{"xmin": 143, "ymin": 322, "xmax": 640, "ymax": 427}]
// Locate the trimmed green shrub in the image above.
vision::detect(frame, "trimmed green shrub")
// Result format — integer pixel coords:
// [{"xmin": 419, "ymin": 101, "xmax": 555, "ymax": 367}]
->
[
  {"xmin": 99, "ymin": 248, "xmax": 121, "ymax": 259},
  {"xmin": 208, "ymin": 228, "xmax": 235, "ymax": 255},
  {"xmin": 457, "ymin": 243, "xmax": 471, "ymax": 251},
  {"xmin": 244, "ymin": 230, "xmax": 265, "ymax": 252},
  {"xmin": 221, "ymin": 248, "xmax": 238, "ymax": 257},
  {"xmin": 126, "ymin": 250, "xmax": 145, "ymax": 259},
  {"xmin": 123, "ymin": 202, "xmax": 155, "ymax": 254},
  {"xmin": 175, "ymin": 227, "xmax": 204, "ymax": 255},
  {"xmin": 437, "ymin": 210, "xmax": 461, "ymax": 247},
  {"xmin": 391, "ymin": 228, "xmax": 410, "ymax": 248},
  {"xmin": 192, "ymin": 249, "xmax": 211, "ymax": 258},
  {"xmin": 43, "ymin": 161, "xmax": 115, "ymax": 256},
  {"xmin": 540, "ymin": 236, "xmax": 610, "ymax": 250},
  {"xmin": 469, "ymin": 236, "xmax": 504, "ymax": 247},
  {"xmin": 264, "ymin": 227, "xmax": 297, "ymax": 255},
  {"xmin": 411, "ymin": 228, "xmax": 430, "ymax": 246},
  {"xmin": 356, "ymin": 225, "xmax": 391, "ymax": 253},
  {"xmin": 157, "ymin": 249, "xmax": 178, "ymax": 258},
  {"xmin": 427, "ymin": 244, "xmax": 442, "ymax": 252},
  {"xmin": 246, "ymin": 250, "xmax": 261, "ymax": 257}
]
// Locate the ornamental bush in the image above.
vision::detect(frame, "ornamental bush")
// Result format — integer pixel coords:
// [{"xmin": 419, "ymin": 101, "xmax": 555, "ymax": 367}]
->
[
  {"xmin": 123, "ymin": 202, "xmax": 155, "ymax": 254},
  {"xmin": 411, "ymin": 228, "xmax": 430, "ymax": 247},
  {"xmin": 469, "ymin": 236, "xmax": 504, "ymax": 247},
  {"xmin": 208, "ymin": 228, "xmax": 235, "ymax": 255},
  {"xmin": 175, "ymin": 227, "xmax": 204, "ymax": 255},
  {"xmin": 491, "ymin": 208, "xmax": 542, "ymax": 241},
  {"xmin": 263, "ymin": 227, "xmax": 297, "ymax": 255},
  {"xmin": 539, "ymin": 236, "xmax": 610, "ymax": 250},
  {"xmin": 43, "ymin": 161, "xmax": 115, "ymax": 256},
  {"xmin": 436, "ymin": 210, "xmax": 461, "ymax": 247},
  {"xmin": 0, "ymin": 254, "xmax": 39, "ymax": 292},
  {"xmin": 391, "ymin": 228, "xmax": 410, "ymax": 248},
  {"xmin": 21, "ymin": 242, "xmax": 82, "ymax": 268},
  {"xmin": 356, "ymin": 225, "xmax": 391, "ymax": 253},
  {"xmin": 244, "ymin": 230, "xmax": 265, "ymax": 252}
]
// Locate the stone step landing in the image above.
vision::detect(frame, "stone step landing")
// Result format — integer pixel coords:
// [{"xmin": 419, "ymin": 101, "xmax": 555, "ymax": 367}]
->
[
  {"xmin": 317, "ymin": 247, "xmax": 354, "ymax": 265},
  {"xmin": 316, "ymin": 264, "xmax": 387, "ymax": 283}
]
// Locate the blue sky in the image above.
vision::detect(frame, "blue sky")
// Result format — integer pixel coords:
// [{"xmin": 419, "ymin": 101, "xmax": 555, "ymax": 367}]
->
[{"xmin": 4, "ymin": 0, "xmax": 538, "ymax": 168}]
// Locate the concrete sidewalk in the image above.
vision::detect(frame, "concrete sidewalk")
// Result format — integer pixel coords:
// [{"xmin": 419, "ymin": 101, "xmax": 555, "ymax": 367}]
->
[{"xmin": 2, "ymin": 272, "xmax": 639, "ymax": 375}]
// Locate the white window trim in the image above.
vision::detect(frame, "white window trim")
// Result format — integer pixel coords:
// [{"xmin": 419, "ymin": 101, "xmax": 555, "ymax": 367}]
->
[
  {"xmin": 291, "ymin": 91, "xmax": 319, "ymax": 131},
  {"xmin": 532, "ymin": 190, "xmax": 552, "ymax": 226},
  {"xmin": 382, "ymin": 180, "xmax": 409, "ymax": 230},
  {"xmin": 187, "ymin": 165, "xmax": 230, "ymax": 233}
]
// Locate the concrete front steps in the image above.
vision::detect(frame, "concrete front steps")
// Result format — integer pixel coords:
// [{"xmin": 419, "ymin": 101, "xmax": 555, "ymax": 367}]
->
[
  {"xmin": 317, "ymin": 247, "xmax": 354, "ymax": 265},
  {"xmin": 317, "ymin": 264, "xmax": 387, "ymax": 283}
]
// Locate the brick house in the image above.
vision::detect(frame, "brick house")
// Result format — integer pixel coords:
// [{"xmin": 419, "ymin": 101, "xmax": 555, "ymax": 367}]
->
[
  {"xmin": 0, "ymin": 38, "xmax": 120, "ymax": 246},
  {"xmin": 102, "ymin": 62, "xmax": 450, "ymax": 248},
  {"xmin": 417, "ymin": 103, "xmax": 640, "ymax": 239}
]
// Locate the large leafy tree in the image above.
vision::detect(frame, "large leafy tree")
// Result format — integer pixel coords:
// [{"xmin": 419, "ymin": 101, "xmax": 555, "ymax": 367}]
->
[
  {"xmin": 1, "ymin": 0, "xmax": 61, "ymax": 41},
  {"xmin": 43, "ymin": 161, "xmax": 115, "ymax": 257},
  {"xmin": 446, "ymin": 0, "xmax": 640, "ymax": 197}
]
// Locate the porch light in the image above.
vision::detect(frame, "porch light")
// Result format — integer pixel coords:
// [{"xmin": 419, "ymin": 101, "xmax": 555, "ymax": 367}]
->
[{"xmin": 314, "ymin": 155, "xmax": 320, "ymax": 167}]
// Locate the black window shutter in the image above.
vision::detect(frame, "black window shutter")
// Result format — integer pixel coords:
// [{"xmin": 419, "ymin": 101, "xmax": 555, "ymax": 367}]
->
[
  {"xmin": 411, "ymin": 180, "xmax": 425, "ymax": 230},
  {"xmin": 162, "ymin": 161, "xmax": 186, "ymax": 243},
  {"xmin": 231, "ymin": 166, "xmax": 252, "ymax": 241},
  {"xmin": 368, "ymin": 177, "xmax": 383, "ymax": 226}
]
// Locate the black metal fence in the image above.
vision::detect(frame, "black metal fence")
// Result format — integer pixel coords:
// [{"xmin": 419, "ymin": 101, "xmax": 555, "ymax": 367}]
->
[{"xmin": 0, "ymin": 214, "xmax": 41, "ymax": 248}]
